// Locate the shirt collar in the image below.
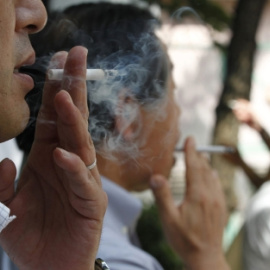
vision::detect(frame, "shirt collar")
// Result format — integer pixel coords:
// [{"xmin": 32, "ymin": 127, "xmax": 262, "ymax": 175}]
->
[{"xmin": 101, "ymin": 175, "xmax": 143, "ymax": 230}]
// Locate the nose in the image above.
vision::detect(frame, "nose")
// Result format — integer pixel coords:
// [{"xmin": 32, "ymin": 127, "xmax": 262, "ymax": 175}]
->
[{"xmin": 15, "ymin": 0, "xmax": 47, "ymax": 34}]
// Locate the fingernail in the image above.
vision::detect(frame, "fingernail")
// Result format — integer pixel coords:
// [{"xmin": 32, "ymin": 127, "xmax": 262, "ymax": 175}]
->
[
  {"xmin": 187, "ymin": 137, "xmax": 196, "ymax": 149},
  {"xmin": 49, "ymin": 51, "xmax": 68, "ymax": 69},
  {"xmin": 59, "ymin": 90, "xmax": 73, "ymax": 104},
  {"xmin": 150, "ymin": 176, "xmax": 165, "ymax": 189},
  {"xmin": 57, "ymin": 147, "xmax": 72, "ymax": 160},
  {"xmin": 82, "ymin": 47, "xmax": 88, "ymax": 54}
]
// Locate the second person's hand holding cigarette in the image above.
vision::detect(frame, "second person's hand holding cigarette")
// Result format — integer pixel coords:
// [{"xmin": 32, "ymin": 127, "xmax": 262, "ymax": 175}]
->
[{"xmin": 150, "ymin": 136, "xmax": 230, "ymax": 270}]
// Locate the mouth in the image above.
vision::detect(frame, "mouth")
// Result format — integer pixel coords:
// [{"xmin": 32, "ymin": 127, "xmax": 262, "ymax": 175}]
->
[
  {"xmin": 14, "ymin": 51, "xmax": 36, "ymax": 72},
  {"xmin": 13, "ymin": 67, "xmax": 35, "ymax": 92}
]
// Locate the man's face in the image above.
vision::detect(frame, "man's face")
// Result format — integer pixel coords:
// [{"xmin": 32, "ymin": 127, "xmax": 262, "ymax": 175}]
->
[
  {"xmin": 0, "ymin": 0, "xmax": 47, "ymax": 142},
  {"xmin": 125, "ymin": 72, "xmax": 181, "ymax": 192},
  {"xmin": 141, "ymin": 74, "xmax": 181, "ymax": 178}
]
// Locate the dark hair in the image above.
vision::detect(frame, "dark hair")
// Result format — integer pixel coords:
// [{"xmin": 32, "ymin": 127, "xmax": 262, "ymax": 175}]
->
[{"xmin": 17, "ymin": 3, "xmax": 170, "ymax": 157}]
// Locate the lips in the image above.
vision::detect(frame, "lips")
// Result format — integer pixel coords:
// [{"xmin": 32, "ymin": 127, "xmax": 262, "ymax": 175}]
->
[
  {"xmin": 14, "ymin": 52, "xmax": 36, "ymax": 91},
  {"xmin": 16, "ymin": 51, "xmax": 36, "ymax": 68},
  {"xmin": 13, "ymin": 69, "xmax": 35, "ymax": 91}
]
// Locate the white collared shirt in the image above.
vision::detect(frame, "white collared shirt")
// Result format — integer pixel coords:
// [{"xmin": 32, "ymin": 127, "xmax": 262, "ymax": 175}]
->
[{"xmin": 97, "ymin": 176, "xmax": 163, "ymax": 270}]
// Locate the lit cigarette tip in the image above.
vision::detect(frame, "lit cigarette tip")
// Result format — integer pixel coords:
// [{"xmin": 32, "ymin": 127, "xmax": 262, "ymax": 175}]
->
[
  {"xmin": 47, "ymin": 69, "xmax": 118, "ymax": 81},
  {"xmin": 175, "ymin": 145, "xmax": 235, "ymax": 153}
]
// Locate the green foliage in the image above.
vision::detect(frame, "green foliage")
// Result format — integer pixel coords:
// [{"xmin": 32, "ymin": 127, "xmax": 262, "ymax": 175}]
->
[{"xmin": 136, "ymin": 204, "xmax": 184, "ymax": 270}]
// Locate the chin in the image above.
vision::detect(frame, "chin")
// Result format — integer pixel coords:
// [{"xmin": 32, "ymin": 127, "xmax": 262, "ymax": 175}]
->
[
  {"xmin": 12, "ymin": 109, "xmax": 30, "ymax": 138},
  {"xmin": 131, "ymin": 182, "xmax": 150, "ymax": 192}
]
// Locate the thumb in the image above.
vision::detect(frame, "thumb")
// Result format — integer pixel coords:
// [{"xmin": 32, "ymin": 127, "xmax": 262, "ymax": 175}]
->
[
  {"xmin": 0, "ymin": 159, "xmax": 16, "ymax": 204},
  {"xmin": 150, "ymin": 174, "xmax": 177, "ymax": 220}
]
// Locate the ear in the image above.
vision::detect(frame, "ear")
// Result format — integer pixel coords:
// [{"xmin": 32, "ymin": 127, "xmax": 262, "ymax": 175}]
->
[{"xmin": 115, "ymin": 91, "xmax": 140, "ymax": 141}]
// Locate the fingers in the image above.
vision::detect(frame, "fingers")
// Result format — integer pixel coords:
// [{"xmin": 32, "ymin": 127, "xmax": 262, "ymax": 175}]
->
[
  {"xmin": 36, "ymin": 46, "xmax": 88, "ymax": 141},
  {"xmin": 34, "ymin": 51, "xmax": 68, "ymax": 143},
  {"xmin": 184, "ymin": 137, "xmax": 207, "ymax": 199},
  {"xmin": 53, "ymin": 147, "xmax": 106, "ymax": 217},
  {"xmin": 42, "ymin": 51, "xmax": 68, "ymax": 111},
  {"xmin": 42, "ymin": 46, "xmax": 88, "ymax": 118},
  {"xmin": 52, "ymin": 46, "xmax": 94, "ymax": 165},
  {"xmin": 0, "ymin": 159, "xmax": 16, "ymax": 204},
  {"xmin": 54, "ymin": 90, "xmax": 97, "ymax": 175},
  {"xmin": 61, "ymin": 46, "xmax": 89, "ymax": 120},
  {"xmin": 35, "ymin": 46, "xmax": 96, "ymax": 168},
  {"xmin": 150, "ymin": 174, "xmax": 178, "ymax": 221},
  {"xmin": 184, "ymin": 137, "xmax": 223, "ymax": 201},
  {"xmin": 184, "ymin": 137, "xmax": 227, "ymax": 223}
]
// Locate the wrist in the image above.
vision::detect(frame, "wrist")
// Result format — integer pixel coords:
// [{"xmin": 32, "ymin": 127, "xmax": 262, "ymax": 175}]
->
[{"xmin": 183, "ymin": 253, "xmax": 230, "ymax": 270}]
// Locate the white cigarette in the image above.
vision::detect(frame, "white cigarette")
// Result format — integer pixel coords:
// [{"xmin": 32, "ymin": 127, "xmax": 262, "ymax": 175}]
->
[
  {"xmin": 175, "ymin": 145, "xmax": 235, "ymax": 153},
  {"xmin": 47, "ymin": 69, "xmax": 118, "ymax": 81}
]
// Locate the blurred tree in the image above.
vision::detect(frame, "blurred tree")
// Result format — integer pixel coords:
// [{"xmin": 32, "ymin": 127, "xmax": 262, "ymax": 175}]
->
[{"xmin": 211, "ymin": 0, "xmax": 267, "ymax": 212}]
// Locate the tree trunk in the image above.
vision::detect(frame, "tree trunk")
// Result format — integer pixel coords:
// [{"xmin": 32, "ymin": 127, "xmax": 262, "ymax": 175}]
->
[{"xmin": 212, "ymin": 0, "xmax": 266, "ymax": 212}]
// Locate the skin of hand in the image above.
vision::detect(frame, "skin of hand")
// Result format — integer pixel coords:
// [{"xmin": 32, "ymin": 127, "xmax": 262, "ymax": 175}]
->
[
  {"xmin": 233, "ymin": 99, "xmax": 261, "ymax": 132},
  {"xmin": 222, "ymin": 144, "xmax": 269, "ymax": 189},
  {"xmin": 0, "ymin": 46, "xmax": 108, "ymax": 270},
  {"xmin": 150, "ymin": 137, "xmax": 230, "ymax": 270}
]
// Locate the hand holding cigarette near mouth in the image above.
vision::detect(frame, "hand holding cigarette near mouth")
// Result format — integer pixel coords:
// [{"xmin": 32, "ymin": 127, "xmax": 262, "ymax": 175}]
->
[
  {"xmin": 48, "ymin": 68, "xmax": 118, "ymax": 80},
  {"xmin": 151, "ymin": 137, "xmax": 230, "ymax": 270},
  {"xmin": 0, "ymin": 47, "xmax": 107, "ymax": 270}
]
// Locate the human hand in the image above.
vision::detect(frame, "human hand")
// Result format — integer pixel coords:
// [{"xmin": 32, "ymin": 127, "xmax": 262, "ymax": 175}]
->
[
  {"xmin": 231, "ymin": 99, "xmax": 261, "ymax": 131},
  {"xmin": 0, "ymin": 46, "xmax": 107, "ymax": 270},
  {"xmin": 150, "ymin": 137, "xmax": 230, "ymax": 270}
]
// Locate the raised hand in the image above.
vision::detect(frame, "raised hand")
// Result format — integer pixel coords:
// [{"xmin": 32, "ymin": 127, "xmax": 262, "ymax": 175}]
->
[
  {"xmin": 0, "ymin": 46, "xmax": 107, "ymax": 270},
  {"xmin": 150, "ymin": 137, "xmax": 230, "ymax": 270},
  {"xmin": 232, "ymin": 99, "xmax": 261, "ymax": 131}
]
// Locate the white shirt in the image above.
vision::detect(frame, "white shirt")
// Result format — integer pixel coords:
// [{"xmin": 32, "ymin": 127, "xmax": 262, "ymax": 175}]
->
[
  {"xmin": 243, "ymin": 181, "xmax": 270, "ymax": 270},
  {"xmin": 97, "ymin": 176, "xmax": 163, "ymax": 270},
  {"xmin": 0, "ymin": 176, "xmax": 164, "ymax": 270}
]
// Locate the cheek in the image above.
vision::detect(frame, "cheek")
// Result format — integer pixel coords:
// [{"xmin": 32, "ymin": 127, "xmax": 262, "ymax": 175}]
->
[
  {"xmin": 166, "ymin": 104, "xmax": 180, "ymax": 138},
  {"xmin": 0, "ymin": 94, "xmax": 30, "ymax": 142},
  {"xmin": 0, "ymin": 4, "xmax": 14, "ymax": 60},
  {"xmin": 0, "ymin": 37, "xmax": 15, "ymax": 101}
]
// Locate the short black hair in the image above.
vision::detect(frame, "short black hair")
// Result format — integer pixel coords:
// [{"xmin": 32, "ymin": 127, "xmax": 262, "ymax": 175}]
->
[{"xmin": 17, "ymin": 3, "xmax": 170, "ymax": 156}]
